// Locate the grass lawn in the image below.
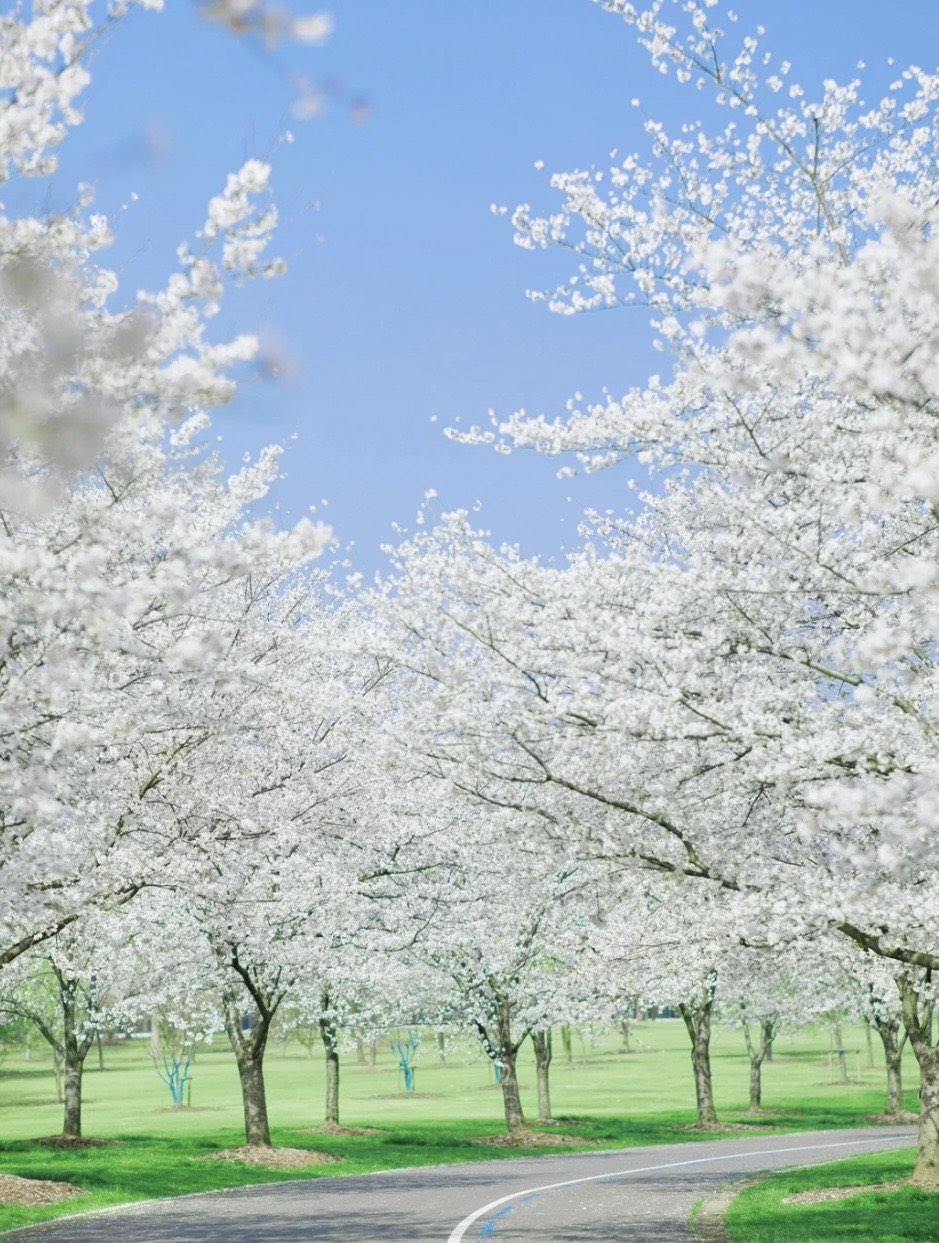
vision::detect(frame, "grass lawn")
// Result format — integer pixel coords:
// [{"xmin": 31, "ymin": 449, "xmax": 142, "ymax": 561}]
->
[
  {"xmin": 0, "ymin": 1020, "xmax": 919, "ymax": 1234},
  {"xmin": 725, "ymin": 1148, "xmax": 938, "ymax": 1241}
]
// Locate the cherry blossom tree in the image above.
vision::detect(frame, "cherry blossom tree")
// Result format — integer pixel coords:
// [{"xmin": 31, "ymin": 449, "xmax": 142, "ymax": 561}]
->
[
  {"xmin": 385, "ymin": 798, "xmax": 599, "ymax": 1137},
  {"xmin": 405, "ymin": 0, "xmax": 939, "ymax": 1183},
  {"xmin": 0, "ymin": 913, "xmax": 134, "ymax": 1140},
  {"xmin": 0, "ymin": 1, "xmax": 335, "ymax": 980}
]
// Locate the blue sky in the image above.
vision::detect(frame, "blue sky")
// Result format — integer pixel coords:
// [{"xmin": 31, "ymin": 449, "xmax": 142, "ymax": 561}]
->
[{"xmin": 27, "ymin": 0, "xmax": 939, "ymax": 574}]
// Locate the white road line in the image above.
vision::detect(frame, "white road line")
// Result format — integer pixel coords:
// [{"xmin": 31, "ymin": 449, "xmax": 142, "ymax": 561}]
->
[{"xmin": 445, "ymin": 1133, "xmax": 916, "ymax": 1242}]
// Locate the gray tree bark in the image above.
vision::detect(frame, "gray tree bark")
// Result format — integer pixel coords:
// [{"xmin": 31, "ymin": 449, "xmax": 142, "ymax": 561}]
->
[
  {"xmin": 220, "ymin": 951, "xmax": 283, "ymax": 1148},
  {"xmin": 742, "ymin": 1017, "xmax": 775, "ymax": 1113},
  {"xmin": 899, "ymin": 975, "xmax": 938, "ymax": 1188},
  {"xmin": 14, "ymin": 967, "xmax": 95, "ymax": 1138},
  {"xmin": 560, "ymin": 1025, "xmax": 573, "ymax": 1064},
  {"xmin": 871, "ymin": 1010, "xmax": 907, "ymax": 1118},
  {"xmin": 679, "ymin": 978, "xmax": 719, "ymax": 1129},
  {"xmin": 234, "ymin": 1053, "xmax": 271, "ymax": 1147},
  {"xmin": 476, "ymin": 994, "xmax": 526, "ymax": 1134},
  {"xmin": 319, "ymin": 999, "xmax": 340, "ymax": 1126},
  {"xmin": 532, "ymin": 1029, "xmax": 552, "ymax": 1121}
]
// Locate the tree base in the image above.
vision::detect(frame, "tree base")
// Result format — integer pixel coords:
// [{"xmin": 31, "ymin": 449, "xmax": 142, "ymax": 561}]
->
[
  {"xmin": 0, "ymin": 1174, "xmax": 86, "ymax": 1207},
  {"xmin": 474, "ymin": 1129, "xmax": 598, "ymax": 1148},
  {"xmin": 684, "ymin": 1121, "xmax": 757, "ymax": 1134},
  {"xmin": 201, "ymin": 1145, "xmax": 338, "ymax": 1169},
  {"xmin": 784, "ymin": 1179, "xmax": 925, "ymax": 1206},
  {"xmin": 32, "ymin": 1136, "xmax": 116, "ymax": 1149}
]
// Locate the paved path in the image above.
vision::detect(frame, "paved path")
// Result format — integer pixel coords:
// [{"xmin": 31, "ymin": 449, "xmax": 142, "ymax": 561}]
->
[{"xmin": 5, "ymin": 1126, "xmax": 914, "ymax": 1242}]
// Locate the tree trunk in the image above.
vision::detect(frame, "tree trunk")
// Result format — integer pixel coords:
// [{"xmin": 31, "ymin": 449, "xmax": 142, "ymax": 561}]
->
[
  {"xmin": 499, "ymin": 1047, "xmax": 525, "ymax": 1133},
  {"xmin": 355, "ymin": 1042, "xmax": 366, "ymax": 1066},
  {"xmin": 619, "ymin": 1020, "xmax": 631, "ymax": 1054},
  {"xmin": 886, "ymin": 1046, "xmax": 904, "ymax": 1118},
  {"xmin": 62, "ymin": 1048, "xmax": 83, "ymax": 1138},
  {"xmin": 437, "ymin": 1031, "xmax": 447, "ymax": 1062},
  {"xmin": 320, "ymin": 1009, "xmax": 340, "ymax": 1127},
  {"xmin": 57, "ymin": 971, "xmax": 94, "ymax": 1139},
  {"xmin": 680, "ymin": 981, "xmax": 718, "ymax": 1129},
  {"xmin": 872, "ymin": 1015, "xmax": 906, "ymax": 1119},
  {"xmin": 236, "ymin": 1055, "xmax": 271, "ymax": 1146},
  {"xmin": 236, "ymin": 1054, "xmax": 272, "ymax": 1146},
  {"xmin": 532, "ymin": 1029, "xmax": 552, "ymax": 1121},
  {"xmin": 222, "ymin": 990, "xmax": 275, "ymax": 1148},
  {"xmin": 743, "ymin": 1019, "xmax": 774, "ymax": 1113},
  {"xmin": 864, "ymin": 1018, "xmax": 875, "ymax": 1069},
  {"xmin": 913, "ymin": 1049, "xmax": 939, "ymax": 1188},
  {"xmin": 560, "ymin": 1025, "xmax": 573, "ymax": 1065},
  {"xmin": 477, "ymin": 995, "xmax": 526, "ymax": 1135},
  {"xmin": 52, "ymin": 1047, "xmax": 63, "ymax": 1103},
  {"xmin": 749, "ymin": 1057, "xmax": 762, "ymax": 1111},
  {"xmin": 761, "ymin": 1019, "xmax": 775, "ymax": 1063},
  {"xmin": 898, "ymin": 974, "xmax": 938, "ymax": 1188}
]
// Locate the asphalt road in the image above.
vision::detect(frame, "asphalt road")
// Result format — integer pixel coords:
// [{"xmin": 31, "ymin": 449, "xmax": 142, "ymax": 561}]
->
[{"xmin": 5, "ymin": 1126, "xmax": 915, "ymax": 1242}]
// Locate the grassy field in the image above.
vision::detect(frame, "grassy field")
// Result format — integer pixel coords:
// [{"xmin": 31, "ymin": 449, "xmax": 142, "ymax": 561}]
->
[
  {"xmin": 0, "ymin": 1020, "xmax": 920, "ymax": 1235},
  {"xmin": 725, "ymin": 1149, "xmax": 937, "ymax": 1241}
]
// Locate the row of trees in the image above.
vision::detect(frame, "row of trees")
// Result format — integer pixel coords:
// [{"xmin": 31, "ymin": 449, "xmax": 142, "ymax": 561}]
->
[
  {"xmin": 0, "ymin": 0, "xmax": 937, "ymax": 1191},
  {"xmin": 0, "ymin": 871, "xmax": 917, "ymax": 1145},
  {"xmin": 366, "ymin": 0, "xmax": 939, "ymax": 1187}
]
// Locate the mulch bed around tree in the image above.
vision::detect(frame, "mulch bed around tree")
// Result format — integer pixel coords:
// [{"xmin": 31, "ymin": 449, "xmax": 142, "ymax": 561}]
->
[
  {"xmin": 32, "ymin": 1136, "xmax": 118, "ymax": 1149},
  {"xmin": 783, "ymin": 1179, "xmax": 917, "ymax": 1206},
  {"xmin": 863, "ymin": 1111, "xmax": 920, "ymax": 1125},
  {"xmin": 473, "ymin": 1129, "xmax": 598, "ymax": 1149},
  {"xmin": 727, "ymin": 1109, "xmax": 786, "ymax": 1119},
  {"xmin": 200, "ymin": 1146, "xmax": 339, "ymax": 1170},
  {"xmin": 0, "ymin": 1175, "xmax": 86, "ymax": 1208}
]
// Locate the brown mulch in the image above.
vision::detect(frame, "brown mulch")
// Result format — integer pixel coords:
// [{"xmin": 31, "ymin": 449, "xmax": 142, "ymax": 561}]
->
[
  {"xmin": 694, "ymin": 1178, "xmax": 759, "ymax": 1242},
  {"xmin": 783, "ymin": 1179, "xmax": 916, "ymax": 1206},
  {"xmin": 0, "ymin": 1175, "xmax": 86, "ymax": 1208},
  {"xmin": 200, "ymin": 1145, "xmax": 339, "ymax": 1170},
  {"xmin": 863, "ymin": 1111, "xmax": 920, "ymax": 1125},
  {"xmin": 304, "ymin": 1123, "xmax": 380, "ymax": 1137},
  {"xmin": 32, "ymin": 1135, "xmax": 118, "ymax": 1149},
  {"xmin": 473, "ymin": 1129, "xmax": 598, "ymax": 1149},
  {"xmin": 730, "ymin": 1109, "xmax": 786, "ymax": 1119},
  {"xmin": 684, "ymin": 1122, "xmax": 758, "ymax": 1134},
  {"xmin": 478, "ymin": 1083, "xmax": 532, "ymax": 1092}
]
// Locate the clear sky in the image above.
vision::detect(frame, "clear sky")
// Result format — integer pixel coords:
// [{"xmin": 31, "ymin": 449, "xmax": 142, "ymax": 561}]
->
[{"xmin": 26, "ymin": 0, "xmax": 939, "ymax": 575}]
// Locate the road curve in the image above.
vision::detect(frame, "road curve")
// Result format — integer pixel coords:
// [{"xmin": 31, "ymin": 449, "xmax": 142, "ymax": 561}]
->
[{"xmin": 4, "ymin": 1126, "xmax": 914, "ymax": 1242}]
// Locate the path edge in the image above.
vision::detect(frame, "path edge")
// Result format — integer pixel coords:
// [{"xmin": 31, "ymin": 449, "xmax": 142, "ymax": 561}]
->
[{"xmin": 691, "ymin": 1177, "xmax": 760, "ymax": 1243}]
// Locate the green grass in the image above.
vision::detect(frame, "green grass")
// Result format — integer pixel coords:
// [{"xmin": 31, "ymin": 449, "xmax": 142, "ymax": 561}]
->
[
  {"xmin": 725, "ymin": 1149, "xmax": 938, "ymax": 1241},
  {"xmin": 0, "ymin": 1021, "xmax": 919, "ymax": 1235}
]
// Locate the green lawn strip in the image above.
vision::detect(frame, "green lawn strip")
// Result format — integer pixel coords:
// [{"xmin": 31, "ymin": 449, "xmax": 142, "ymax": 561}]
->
[
  {"xmin": 0, "ymin": 1105, "xmax": 917, "ymax": 1236},
  {"xmin": 0, "ymin": 1022, "xmax": 921, "ymax": 1235},
  {"xmin": 724, "ymin": 1149, "xmax": 935, "ymax": 1242}
]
